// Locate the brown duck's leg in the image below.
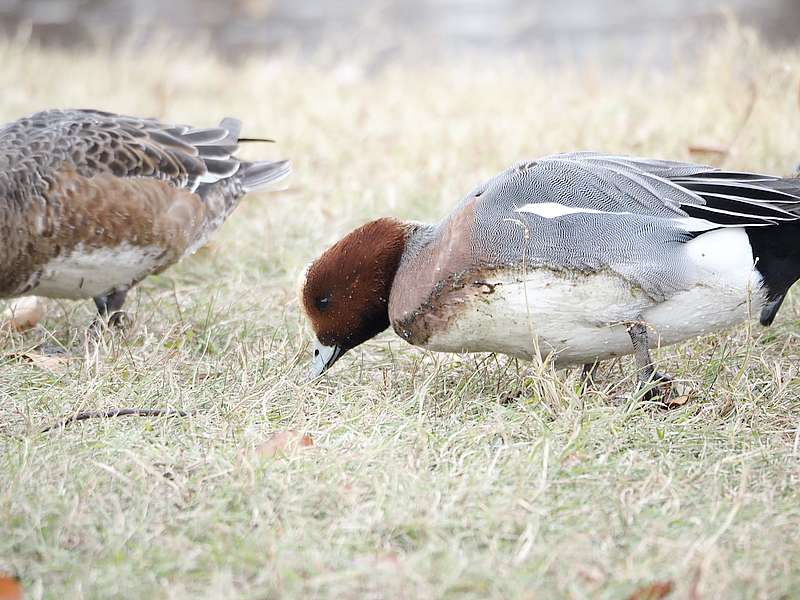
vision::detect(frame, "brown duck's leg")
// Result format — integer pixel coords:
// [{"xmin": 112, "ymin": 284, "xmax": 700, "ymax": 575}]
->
[
  {"xmin": 92, "ymin": 288, "xmax": 129, "ymax": 329},
  {"xmin": 626, "ymin": 320, "xmax": 673, "ymax": 398}
]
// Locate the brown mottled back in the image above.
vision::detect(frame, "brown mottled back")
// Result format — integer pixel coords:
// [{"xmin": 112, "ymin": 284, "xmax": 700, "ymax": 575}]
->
[{"xmin": 0, "ymin": 109, "xmax": 290, "ymax": 300}]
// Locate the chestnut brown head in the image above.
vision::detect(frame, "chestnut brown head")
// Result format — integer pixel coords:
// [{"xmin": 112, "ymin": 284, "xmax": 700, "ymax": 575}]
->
[{"xmin": 300, "ymin": 218, "xmax": 410, "ymax": 376}]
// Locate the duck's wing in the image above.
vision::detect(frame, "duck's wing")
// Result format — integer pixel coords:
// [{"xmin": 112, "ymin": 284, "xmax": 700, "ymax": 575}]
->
[
  {"xmin": 461, "ymin": 153, "xmax": 800, "ymax": 305},
  {"xmin": 485, "ymin": 152, "xmax": 800, "ymax": 232},
  {"xmin": 0, "ymin": 109, "xmax": 290, "ymax": 195},
  {"xmin": 0, "ymin": 109, "xmax": 242, "ymax": 193}
]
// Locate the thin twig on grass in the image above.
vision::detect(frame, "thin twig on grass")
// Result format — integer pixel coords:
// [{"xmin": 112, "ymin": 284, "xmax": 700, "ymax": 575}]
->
[
  {"xmin": 688, "ymin": 80, "xmax": 758, "ymax": 166},
  {"xmin": 41, "ymin": 409, "xmax": 192, "ymax": 433}
]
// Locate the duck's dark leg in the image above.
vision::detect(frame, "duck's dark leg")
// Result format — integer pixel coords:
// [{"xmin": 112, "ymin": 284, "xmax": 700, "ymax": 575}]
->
[
  {"xmin": 581, "ymin": 362, "xmax": 598, "ymax": 385},
  {"xmin": 92, "ymin": 288, "xmax": 129, "ymax": 328},
  {"xmin": 626, "ymin": 320, "xmax": 672, "ymax": 398}
]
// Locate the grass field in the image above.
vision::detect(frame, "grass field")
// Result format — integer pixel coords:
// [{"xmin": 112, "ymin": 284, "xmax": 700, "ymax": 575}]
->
[{"xmin": 2, "ymin": 26, "xmax": 800, "ymax": 599}]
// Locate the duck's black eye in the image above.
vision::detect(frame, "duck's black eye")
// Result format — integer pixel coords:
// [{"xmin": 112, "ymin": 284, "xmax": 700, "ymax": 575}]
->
[{"xmin": 315, "ymin": 295, "xmax": 331, "ymax": 312}]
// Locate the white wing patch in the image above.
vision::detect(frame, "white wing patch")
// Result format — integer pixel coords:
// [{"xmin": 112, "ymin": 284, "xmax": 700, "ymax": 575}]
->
[
  {"xmin": 516, "ymin": 202, "xmax": 606, "ymax": 218},
  {"xmin": 515, "ymin": 202, "xmax": 720, "ymax": 232}
]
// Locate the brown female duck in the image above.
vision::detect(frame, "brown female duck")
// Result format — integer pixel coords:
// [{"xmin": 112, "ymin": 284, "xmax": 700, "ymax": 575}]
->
[{"xmin": 0, "ymin": 109, "xmax": 290, "ymax": 325}]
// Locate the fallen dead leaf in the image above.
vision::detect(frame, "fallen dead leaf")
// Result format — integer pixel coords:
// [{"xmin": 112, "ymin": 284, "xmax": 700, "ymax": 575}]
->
[
  {"xmin": 664, "ymin": 380, "xmax": 694, "ymax": 408},
  {"xmin": 8, "ymin": 352, "xmax": 71, "ymax": 374},
  {"xmin": 0, "ymin": 574, "xmax": 22, "ymax": 600},
  {"xmin": 665, "ymin": 394, "xmax": 691, "ymax": 407},
  {"xmin": 688, "ymin": 144, "xmax": 728, "ymax": 156},
  {"xmin": 353, "ymin": 552, "xmax": 402, "ymax": 571},
  {"xmin": 255, "ymin": 430, "xmax": 314, "ymax": 458},
  {"xmin": 625, "ymin": 580, "xmax": 674, "ymax": 600},
  {"xmin": 576, "ymin": 564, "xmax": 605, "ymax": 585},
  {"xmin": 2, "ymin": 296, "xmax": 45, "ymax": 332}
]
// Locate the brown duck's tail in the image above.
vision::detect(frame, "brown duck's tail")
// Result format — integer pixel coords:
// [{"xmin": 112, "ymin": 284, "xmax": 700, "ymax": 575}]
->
[
  {"xmin": 217, "ymin": 117, "xmax": 291, "ymax": 192},
  {"xmin": 189, "ymin": 117, "xmax": 291, "ymax": 197},
  {"xmin": 240, "ymin": 159, "xmax": 292, "ymax": 192}
]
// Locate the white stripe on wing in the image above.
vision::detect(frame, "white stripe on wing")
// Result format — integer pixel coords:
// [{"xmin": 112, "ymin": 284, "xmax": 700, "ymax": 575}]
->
[{"xmin": 514, "ymin": 202, "xmax": 721, "ymax": 232}]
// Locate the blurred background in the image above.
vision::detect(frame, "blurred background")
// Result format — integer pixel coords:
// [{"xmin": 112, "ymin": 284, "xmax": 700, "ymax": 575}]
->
[{"xmin": 1, "ymin": 0, "xmax": 799, "ymax": 70}]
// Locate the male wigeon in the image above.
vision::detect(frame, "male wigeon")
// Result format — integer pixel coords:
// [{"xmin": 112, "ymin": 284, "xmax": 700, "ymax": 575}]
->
[
  {"xmin": 301, "ymin": 152, "xmax": 800, "ymax": 392},
  {"xmin": 0, "ymin": 109, "xmax": 290, "ymax": 325}
]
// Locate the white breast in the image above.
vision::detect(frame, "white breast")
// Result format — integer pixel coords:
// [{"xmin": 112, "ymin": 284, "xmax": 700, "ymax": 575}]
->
[
  {"xmin": 419, "ymin": 228, "xmax": 764, "ymax": 366},
  {"xmin": 31, "ymin": 243, "xmax": 166, "ymax": 299}
]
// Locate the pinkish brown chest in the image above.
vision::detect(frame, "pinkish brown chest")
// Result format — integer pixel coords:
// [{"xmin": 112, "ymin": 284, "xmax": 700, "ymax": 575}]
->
[{"xmin": 388, "ymin": 197, "xmax": 479, "ymax": 345}]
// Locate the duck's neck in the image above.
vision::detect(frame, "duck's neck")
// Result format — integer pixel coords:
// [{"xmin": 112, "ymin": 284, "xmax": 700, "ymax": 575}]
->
[
  {"xmin": 398, "ymin": 222, "xmax": 438, "ymax": 262},
  {"xmin": 385, "ymin": 221, "xmax": 444, "ymax": 327}
]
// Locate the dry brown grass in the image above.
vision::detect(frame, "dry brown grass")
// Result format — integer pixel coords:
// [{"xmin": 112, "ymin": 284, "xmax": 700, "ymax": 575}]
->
[{"xmin": 2, "ymin": 24, "xmax": 800, "ymax": 599}]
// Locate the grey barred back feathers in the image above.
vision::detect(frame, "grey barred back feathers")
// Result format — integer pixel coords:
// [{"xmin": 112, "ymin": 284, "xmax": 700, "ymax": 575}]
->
[{"xmin": 449, "ymin": 152, "xmax": 800, "ymax": 301}]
